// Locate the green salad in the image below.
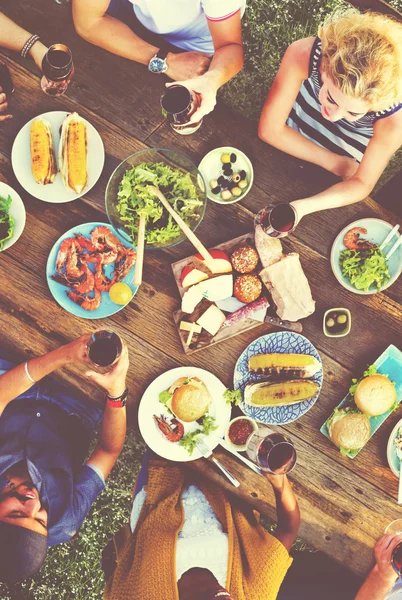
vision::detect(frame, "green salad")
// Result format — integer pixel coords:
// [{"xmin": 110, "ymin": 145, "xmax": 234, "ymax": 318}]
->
[
  {"xmin": 116, "ymin": 162, "xmax": 203, "ymax": 246},
  {"xmin": 0, "ymin": 194, "xmax": 14, "ymax": 251},
  {"xmin": 339, "ymin": 248, "xmax": 390, "ymax": 292}
]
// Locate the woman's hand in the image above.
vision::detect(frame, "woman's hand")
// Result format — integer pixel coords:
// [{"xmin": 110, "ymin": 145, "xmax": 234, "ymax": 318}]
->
[
  {"xmin": 61, "ymin": 333, "xmax": 92, "ymax": 364},
  {"xmin": 86, "ymin": 344, "xmax": 129, "ymax": 397},
  {"xmin": 373, "ymin": 534, "xmax": 402, "ymax": 584},
  {"xmin": 0, "ymin": 87, "xmax": 11, "ymax": 122},
  {"xmin": 165, "ymin": 51, "xmax": 211, "ymax": 82}
]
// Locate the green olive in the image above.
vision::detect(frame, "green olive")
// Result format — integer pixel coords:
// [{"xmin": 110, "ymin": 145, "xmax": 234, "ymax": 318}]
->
[
  {"xmin": 337, "ymin": 314, "xmax": 347, "ymax": 324},
  {"xmin": 326, "ymin": 318, "xmax": 336, "ymax": 328},
  {"xmin": 221, "ymin": 154, "xmax": 231, "ymax": 164}
]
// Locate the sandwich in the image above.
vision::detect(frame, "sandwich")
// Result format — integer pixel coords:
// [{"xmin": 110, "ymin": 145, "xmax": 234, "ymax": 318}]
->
[
  {"xmin": 354, "ymin": 374, "xmax": 396, "ymax": 416},
  {"xmin": 59, "ymin": 112, "xmax": 88, "ymax": 193},
  {"xmin": 30, "ymin": 118, "xmax": 57, "ymax": 185},
  {"xmin": 327, "ymin": 408, "xmax": 371, "ymax": 454},
  {"xmin": 166, "ymin": 376, "xmax": 211, "ymax": 422}
]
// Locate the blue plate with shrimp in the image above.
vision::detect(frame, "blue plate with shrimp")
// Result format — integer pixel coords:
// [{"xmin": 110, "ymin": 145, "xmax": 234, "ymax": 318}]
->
[
  {"xmin": 46, "ymin": 222, "xmax": 137, "ymax": 319},
  {"xmin": 330, "ymin": 218, "xmax": 402, "ymax": 295}
]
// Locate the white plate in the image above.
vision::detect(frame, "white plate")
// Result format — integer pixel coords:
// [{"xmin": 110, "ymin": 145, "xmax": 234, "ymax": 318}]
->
[
  {"xmin": 11, "ymin": 111, "xmax": 105, "ymax": 203},
  {"xmin": 0, "ymin": 182, "xmax": 26, "ymax": 251},
  {"xmin": 138, "ymin": 367, "xmax": 231, "ymax": 462},
  {"xmin": 198, "ymin": 146, "xmax": 254, "ymax": 204},
  {"xmin": 330, "ymin": 218, "xmax": 402, "ymax": 295},
  {"xmin": 387, "ymin": 417, "xmax": 402, "ymax": 478}
]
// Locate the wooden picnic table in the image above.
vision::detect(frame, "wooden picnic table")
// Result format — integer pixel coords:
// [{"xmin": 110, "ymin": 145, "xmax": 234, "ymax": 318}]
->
[{"xmin": 2, "ymin": 0, "xmax": 402, "ymax": 580}]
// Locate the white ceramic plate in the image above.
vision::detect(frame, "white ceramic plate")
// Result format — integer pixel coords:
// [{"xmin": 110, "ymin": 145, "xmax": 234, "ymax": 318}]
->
[
  {"xmin": 0, "ymin": 182, "xmax": 26, "ymax": 251},
  {"xmin": 138, "ymin": 367, "xmax": 231, "ymax": 462},
  {"xmin": 330, "ymin": 218, "xmax": 402, "ymax": 295},
  {"xmin": 198, "ymin": 146, "xmax": 254, "ymax": 204},
  {"xmin": 387, "ymin": 417, "xmax": 402, "ymax": 478},
  {"xmin": 11, "ymin": 111, "xmax": 104, "ymax": 203}
]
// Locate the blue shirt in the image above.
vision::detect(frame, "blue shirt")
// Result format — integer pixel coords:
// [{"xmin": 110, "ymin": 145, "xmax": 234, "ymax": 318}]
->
[{"xmin": 0, "ymin": 398, "xmax": 105, "ymax": 546}]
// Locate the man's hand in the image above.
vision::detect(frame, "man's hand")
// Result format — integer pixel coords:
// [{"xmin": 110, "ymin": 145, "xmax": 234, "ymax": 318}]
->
[
  {"xmin": 165, "ymin": 71, "xmax": 218, "ymax": 123},
  {"xmin": 61, "ymin": 333, "xmax": 92, "ymax": 364},
  {"xmin": 165, "ymin": 51, "xmax": 211, "ymax": 82},
  {"xmin": 0, "ymin": 87, "xmax": 11, "ymax": 122},
  {"xmin": 374, "ymin": 534, "xmax": 402, "ymax": 584},
  {"xmin": 332, "ymin": 155, "xmax": 360, "ymax": 180},
  {"xmin": 85, "ymin": 344, "xmax": 129, "ymax": 397}
]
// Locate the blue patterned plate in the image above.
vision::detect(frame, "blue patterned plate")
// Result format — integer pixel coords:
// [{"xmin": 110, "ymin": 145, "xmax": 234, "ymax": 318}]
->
[{"xmin": 234, "ymin": 332, "xmax": 323, "ymax": 424}]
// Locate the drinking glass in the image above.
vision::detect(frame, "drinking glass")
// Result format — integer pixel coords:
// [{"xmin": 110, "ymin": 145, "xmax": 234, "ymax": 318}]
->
[
  {"xmin": 41, "ymin": 44, "xmax": 74, "ymax": 96},
  {"xmin": 161, "ymin": 84, "xmax": 202, "ymax": 135},
  {"xmin": 254, "ymin": 203, "xmax": 298, "ymax": 239},
  {"xmin": 87, "ymin": 330, "xmax": 122, "ymax": 369},
  {"xmin": 385, "ymin": 520, "xmax": 402, "ymax": 536},
  {"xmin": 246, "ymin": 425, "xmax": 297, "ymax": 475},
  {"xmin": 392, "ymin": 542, "xmax": 402, "ymax": 575}
]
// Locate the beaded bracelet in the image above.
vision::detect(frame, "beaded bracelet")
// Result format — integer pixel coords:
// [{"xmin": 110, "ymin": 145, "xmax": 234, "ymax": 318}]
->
[{"xmin": 21, "ymin": 34, "xmax": 40, "ymax": 59}]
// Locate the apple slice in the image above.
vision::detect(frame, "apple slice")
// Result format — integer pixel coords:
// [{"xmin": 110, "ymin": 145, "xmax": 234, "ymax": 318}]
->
[
  {"xmin": 180, "ymin": 266, "xmax": 209, "ymax": 289},
  {"xmin": 194, "ymin": 249, "xmax": 232, "ymax": 275}
]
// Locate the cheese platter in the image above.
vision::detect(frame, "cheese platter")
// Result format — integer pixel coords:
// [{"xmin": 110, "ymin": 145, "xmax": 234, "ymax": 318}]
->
[{"xmin": 171, "ymin": 228, "xmax": 315, "ymax": 354}]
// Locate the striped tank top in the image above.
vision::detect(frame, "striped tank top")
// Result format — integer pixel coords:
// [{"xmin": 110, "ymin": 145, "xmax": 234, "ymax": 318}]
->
[{"xmin": 287, "ymin": 37, "xmax": 402, "ymax": 162}]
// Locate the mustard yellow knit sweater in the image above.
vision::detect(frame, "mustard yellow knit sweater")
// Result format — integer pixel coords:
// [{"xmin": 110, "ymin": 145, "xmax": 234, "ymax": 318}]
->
[{"xmin": 104, "ymin": 460, "xmax": 292, "ymax": 600}]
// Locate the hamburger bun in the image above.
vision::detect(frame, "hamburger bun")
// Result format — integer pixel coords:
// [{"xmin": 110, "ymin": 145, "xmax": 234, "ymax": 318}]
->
[
  {"xmin": 329, "ymin": 412, "xmax": 371, "ymax": 451},
  {"xmin": 354, "ymin": 374, "xmax": 396, "ymax": 416},
  {"xmin": 169, "ymin": 377, "xmax": 211, "ymax": 422}
]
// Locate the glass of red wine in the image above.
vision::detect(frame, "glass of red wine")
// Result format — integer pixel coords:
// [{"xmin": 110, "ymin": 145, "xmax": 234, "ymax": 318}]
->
[
  {"xmin": 161, "ymin": 84, "xmax": 202, "ymax": 135},
  {"xmin": 254, "ymin": 203, "xmax": 298, "ymax": 239},
  {"xmin": 392, "ymin": 542, "xmax": 402, "ymax": 575},
  {"xmin": 246, "ymin": 426, "xmax": 297, "ymax": 475},
  {"xmin": 87, "ymin": 330, "xmax": 122, "ymax": 369},
  {"xmin": 41, "ymin": 44, "xmax": 74, "ymax": 97}
]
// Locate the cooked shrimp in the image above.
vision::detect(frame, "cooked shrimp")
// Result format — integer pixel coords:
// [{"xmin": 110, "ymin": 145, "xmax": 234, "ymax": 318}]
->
[
  {"xmin": 343, "ymin": 227, "xmax": 377, "ymax": 251},
  {"xmin": 154, "ymin": 415, "xmax": 184, "ymax": 442},
  {"xmin": 113, "ymin": 248, "xmax": 137, "ymax": 282},
  {"xmin": 74, "ymin": 233, "xmax": 97, "ymax": 254},
  {"xmin": 83, "ymin": 248, "xmax": 118, "ymax": 265},
  {"xmin": 56, "ymin": 238, "xmax": 75, "ymax": 272},
  {"xmin": 52, "ymin": 270, "xmax": 94, "ymax": 295},
  {"xmin": 90, "ymin": 226, "xmax": 123, "ymax": 251},
  {"xmin": 94, "ymin": 256, "xmax": 114, "ymax": 292},
  {"xmin": 67, "ymin": 289, "xmax": 101, "ymax": 311}
]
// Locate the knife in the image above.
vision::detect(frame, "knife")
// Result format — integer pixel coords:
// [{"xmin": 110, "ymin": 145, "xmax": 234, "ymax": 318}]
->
[
  {"xmin": 263, "ymin": 314, "xmax": 303, "ymax": 333},
  {"xmin": 219, "ymin": 438, "xmax": 263, "ymax": 476}
]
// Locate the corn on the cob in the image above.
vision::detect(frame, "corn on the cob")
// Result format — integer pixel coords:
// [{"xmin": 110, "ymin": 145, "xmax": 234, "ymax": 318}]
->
[
  {"xmin": 30, "ymin": 119, "xmax": 56, "ymax": 185},
  {"xmin": 244, "ymin": 379, "xmax": 319, "ymax": 407},
  {"xmin": 248, "ymin": 353, "xmax": 321, "ymax": 378},
  {"xmin": 59, "ymin": 113, "xmax": 88, "ymax": 193}
]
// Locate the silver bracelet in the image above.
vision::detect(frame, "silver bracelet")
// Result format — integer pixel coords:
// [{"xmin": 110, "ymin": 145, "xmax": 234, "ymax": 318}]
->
[
  {"xmin": 24, "ymin": 361, "xmax": 36, "ymax": 384},
  {"xmin": 21, "ymin": 34, "xmax": 40, "ymax": 59}
]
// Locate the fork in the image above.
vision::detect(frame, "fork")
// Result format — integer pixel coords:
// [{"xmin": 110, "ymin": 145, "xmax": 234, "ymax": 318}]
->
[{"xmin": 196, "ymin": 438, "xmax": 240, "ymax": 488}]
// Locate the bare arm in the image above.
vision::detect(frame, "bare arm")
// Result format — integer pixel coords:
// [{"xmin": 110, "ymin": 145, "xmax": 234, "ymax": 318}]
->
[
  {"xmin": 355, "ymin": 534, "xmax": 401, "ymax": 600},
  {"xmin": 265, "ymin": 474, "xmax": 300, "ymax": 552},
  {"xmin": 86, "ymin": 346, "xmax": 129, "ymax": 480},
  {"xmin": 0, "ymin": 334, "xmax": 90, "ymax": 416},
  {"xmin": 0, "ymin": 12, "xmax": 47, "ymax": 69},
  {"xmin": 258, "ymin": 38, "xmax": 357, "ymax": 179},
  {"xmin": 167, "ymin": 11, "xmax": 244, "ymax": 121},
  {"xmin": 291, "ymin": 110, "xmax": 402, "ymax": 220}
]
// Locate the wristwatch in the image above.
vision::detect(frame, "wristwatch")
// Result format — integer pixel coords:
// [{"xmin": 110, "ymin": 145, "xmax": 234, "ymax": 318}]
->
[
  {"xmin": 148, "ymin": 49, "xmax": 168, "ymax": 74},
  {"xmin": 106, "ymin": 387, "xmax": 128, "ymax": 409}
]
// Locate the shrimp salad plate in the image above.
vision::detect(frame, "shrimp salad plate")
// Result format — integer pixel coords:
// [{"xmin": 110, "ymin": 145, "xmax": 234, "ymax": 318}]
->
[
  {"xmin": 138, "ymin": 367, "xmax": 231, "ymax": 462},
  {"xmin": 330, "ymin": 218, "xmax": 402, "ymax": 295},
  {"xmin": 46, "ymin": 222, "xmax": 137, "ymax": 319}
]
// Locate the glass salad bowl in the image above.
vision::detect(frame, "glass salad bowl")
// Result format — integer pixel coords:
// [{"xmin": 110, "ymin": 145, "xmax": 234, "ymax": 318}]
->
[{"xmin": 105, "ymin": 148, "xmax": 207, "ymax": 250}]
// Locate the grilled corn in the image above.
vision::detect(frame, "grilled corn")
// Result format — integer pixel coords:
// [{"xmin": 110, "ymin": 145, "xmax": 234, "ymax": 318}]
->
[
  {"xmin": 248, "ymin": 353, "xmax": 321, "ymax": 378},
  {"xmin": 30, "ymin": 118, "xmax": 57, "ymax": 185},
  {"xmin": 244, "ymin": 379, "xmax": 319, "ymax": 407},
  {"xmin": 59, "ymin": 112, "xmax": 88, "ymax": 193}
]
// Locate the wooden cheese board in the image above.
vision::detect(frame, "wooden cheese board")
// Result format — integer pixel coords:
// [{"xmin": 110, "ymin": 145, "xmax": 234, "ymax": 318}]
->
[{"xmin": 171, "ymin": 232, "xmax": 302, "ymax": 354}]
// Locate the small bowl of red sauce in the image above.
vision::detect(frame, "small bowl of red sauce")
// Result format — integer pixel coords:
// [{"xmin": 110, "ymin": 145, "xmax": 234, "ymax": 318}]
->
[{"xmin": 225, "ymin": 416, "xmax": 258, "ymax": 451}]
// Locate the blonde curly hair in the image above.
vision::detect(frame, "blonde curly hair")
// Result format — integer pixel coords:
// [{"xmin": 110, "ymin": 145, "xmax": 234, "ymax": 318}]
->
[{"xmin": 319, "ymin": 8, "xmax": 402, "ymax": 112}]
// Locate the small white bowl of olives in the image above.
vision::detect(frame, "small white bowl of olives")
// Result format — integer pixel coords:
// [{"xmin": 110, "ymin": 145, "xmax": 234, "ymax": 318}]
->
[
  {"xmin": 198, "ymin": 146, "xmax": 254, "ymax": 204},
  {"xmin": 323, "ymin": 308, "xmax": 351, "ymax": 338}
]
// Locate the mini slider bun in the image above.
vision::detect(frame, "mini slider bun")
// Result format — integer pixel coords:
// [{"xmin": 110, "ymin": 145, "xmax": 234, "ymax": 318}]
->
[
  {"xmin": 354, "ymin": 374, "xmax": 396, "ymax": 416},
  {"xmin": 167, "ymin": 376, "xmax": 211, "ymax": 422},
  {"xmin": 328, "ymin": 411, "xmax": 371, "ymax": 451}
]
